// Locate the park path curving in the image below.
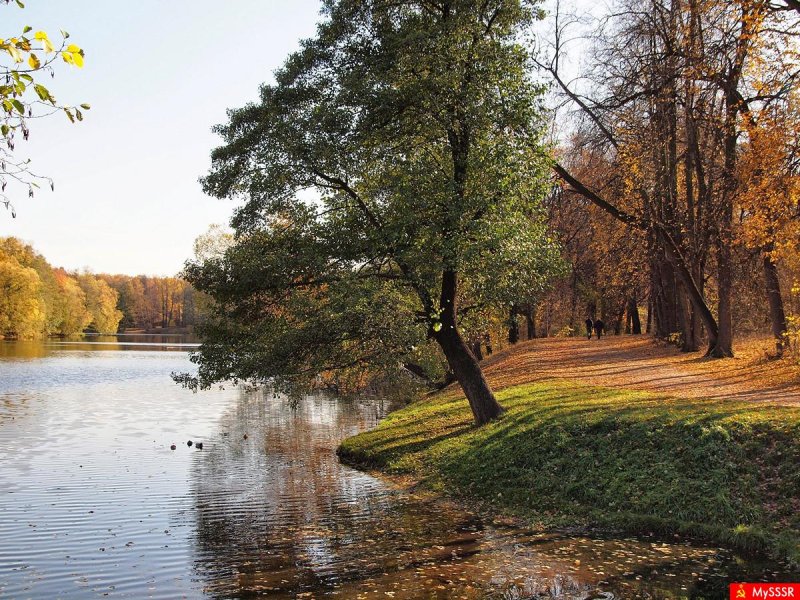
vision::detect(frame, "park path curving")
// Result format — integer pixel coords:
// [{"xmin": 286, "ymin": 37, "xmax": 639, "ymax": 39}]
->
[{"xmin": 479, "ymin": 334, "xmax": 800, "ymax": 406}]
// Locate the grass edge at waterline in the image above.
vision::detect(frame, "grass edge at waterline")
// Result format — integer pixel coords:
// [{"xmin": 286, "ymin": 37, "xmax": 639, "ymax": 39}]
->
[{"xmin": 338, "ymin": 379, "xmax": 800, "ymax": 565}]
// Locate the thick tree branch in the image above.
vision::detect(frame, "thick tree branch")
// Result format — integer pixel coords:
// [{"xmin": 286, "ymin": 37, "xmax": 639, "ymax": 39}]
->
[
  {"xmin": 310, "ymin": 168, "xmax": 384, "ymax": 231},
  {"xmin": 552, "ymin": 161, "xmax": 719, "ymax": 343}
]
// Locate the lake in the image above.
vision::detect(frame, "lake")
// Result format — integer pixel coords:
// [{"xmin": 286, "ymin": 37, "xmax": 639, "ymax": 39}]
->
[{"xmin": 0, "ymin": 337, "xmax": 792, "ymax": 598}]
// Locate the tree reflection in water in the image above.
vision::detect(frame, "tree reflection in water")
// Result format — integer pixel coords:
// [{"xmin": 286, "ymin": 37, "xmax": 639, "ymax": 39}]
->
[
  {"xmin": 187, "ymin": 390, "xmax": 786, "ymax": 599},
  {"xmin": 1, "ymin": 342, "xmax": 792, "ymax": 599}
]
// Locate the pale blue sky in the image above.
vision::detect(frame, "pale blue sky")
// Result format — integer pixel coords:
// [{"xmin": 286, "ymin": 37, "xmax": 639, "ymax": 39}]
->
[{"xmin": 0, "ymin": 1, "xmax": 322, "ymax": 275}]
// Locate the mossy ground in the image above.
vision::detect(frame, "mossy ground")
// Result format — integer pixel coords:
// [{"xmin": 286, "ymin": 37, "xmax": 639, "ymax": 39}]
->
[{"xmin": 338, "ymin": 380, "xmax": 800, "ymax": 564}]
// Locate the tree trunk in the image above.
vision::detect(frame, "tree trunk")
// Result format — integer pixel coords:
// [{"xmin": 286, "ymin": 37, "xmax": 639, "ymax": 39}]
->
[
  {"xmin": 569, "ymin": 271, "xmax": 578, "ymax": 332},
  {"xmin": 691, "ymin": 262, "xmax": 705, "ymax": 349},
  {"xmin": 435, "ymin": 270, "xmax": 503, "ymax": 425},
  {"xmin": 710, "ymin": 242, "xmax": 734, "ymax": 357},
  {"xmin": 524, "ymin": 305, "xmax": 536, "ymax": 340},
  {"xmin": 709, "ymin": 172, "xmax": 735, "ymax": 358},
  {"xmin": 677, "ymin": 286, "xmax": 698, "ymax": 352},
  {"xmin": 710, "ymin": 178, "xmax": 734, "ymax": 357},
  {"xmin": 614, "ymin": 299, "xmax": 625, "ymax": 335},
  {"xmin": 628, "ymin": 294, "xmax": 642, "ymax": 334},
  {"xmin": 470, "ymin": 339, "xmax": 484, "ymax": 362},
  {"xmin": 543, "ymin": 304, "xmax": 551, "ymax": 337},
  {"xmin": 508, "ymin": 305, "xmax": 519, "ymax": 344},
  {"xmin": 763, "ymin": 250, "xmax": 787, "ymax": 357},
  {"xmin": 707, "ymin": 44, "xmax": 743, "ymax": 359},
  {"xmin": 651, "ymin": 255, "xmax": 679, "ymax": 338},
  {"xmin": 437, "ymin": 327, "xmax": 503, "ymax": 425}
]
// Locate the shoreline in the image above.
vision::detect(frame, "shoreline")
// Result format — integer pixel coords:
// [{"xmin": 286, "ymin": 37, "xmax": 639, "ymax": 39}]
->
[{"xmin": 338, "ymin": 378, "xmax": 800, "ymax": 567}]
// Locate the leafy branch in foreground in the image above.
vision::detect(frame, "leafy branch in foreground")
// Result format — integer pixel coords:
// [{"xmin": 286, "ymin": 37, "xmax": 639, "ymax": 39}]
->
[{"xmin": 0, "ymin": 0, "xmax": 88, "ymax": 217}]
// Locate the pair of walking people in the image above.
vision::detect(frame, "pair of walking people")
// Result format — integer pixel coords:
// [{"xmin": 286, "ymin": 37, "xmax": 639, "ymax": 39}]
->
[{"xmin": 585, "ymin": 318, "xmax": 604, "ymax": 340}]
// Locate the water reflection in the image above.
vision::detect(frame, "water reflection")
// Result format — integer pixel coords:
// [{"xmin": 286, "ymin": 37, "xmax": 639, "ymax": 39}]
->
[
  {"xmin": 190, "ymin": 393, "xmax": 400, "ymax": 595},
  {"xmin": 0, "ymin": 340, "xmax": 794, "ymax": 599},
  {"xmin": 188, "ymin": 390, "xmax": 795, "ymax": 599},
  {"xmin": 0, "ymin": 334, "xmax": 198, "ymax": 360},
  {"xmin": 0, "ymin": 341, "xmax": 233, "ymax": 599}
]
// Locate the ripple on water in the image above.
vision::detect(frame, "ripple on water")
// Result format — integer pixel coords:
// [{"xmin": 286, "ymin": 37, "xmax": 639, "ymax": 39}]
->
[{"xmin": 0, "ymin": 340, "xmax": 795, "ymax": 599}]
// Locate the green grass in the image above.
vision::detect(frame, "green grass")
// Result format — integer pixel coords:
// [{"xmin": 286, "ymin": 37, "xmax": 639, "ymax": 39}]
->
[{"xmin": 338, "ymin": 380, "xmax": 800, "ymax": 564}]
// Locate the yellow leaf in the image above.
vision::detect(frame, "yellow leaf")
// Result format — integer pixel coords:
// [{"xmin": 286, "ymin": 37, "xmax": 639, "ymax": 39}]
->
[
  {"xmin": 72, "ymin": 51, "xmax": 83, "ymax": 68},
  {"xmin": 66, "ymin": 44, "xmax": 80, "ymax": 53},
  {"xmin": 61, "ymin": 51, "xmax": 74, "ymax": 65},
  {"xmin": 27, "ymin": 53, "xmax": 40, "ymax": 69},
  {"xmin": 6, "ymin": 45, "xmax": 22, "ymax": 63},
  {"xmin": 34, "ymin": 31, "xmax": 54, "ymax": 53}
]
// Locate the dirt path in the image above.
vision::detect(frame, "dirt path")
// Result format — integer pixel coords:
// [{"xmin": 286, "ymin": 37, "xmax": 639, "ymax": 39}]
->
[{"xmin": 479, "ymin": 335, "xmax": 800, "ymax": 405}]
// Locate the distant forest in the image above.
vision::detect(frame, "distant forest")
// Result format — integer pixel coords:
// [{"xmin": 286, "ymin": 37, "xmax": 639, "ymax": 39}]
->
[
  {"xmin": 99, "ymin": 273, "xmax": 204, "ymax": 332},
  {"xmin": 0, "ymin": 237, "xmax": 203, "ymax": 339}
]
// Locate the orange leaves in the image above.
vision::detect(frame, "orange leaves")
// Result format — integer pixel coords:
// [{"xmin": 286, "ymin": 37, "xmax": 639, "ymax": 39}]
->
[{"xmin": 736, "ymin": 108, "xmax": 800, "ymax": 260}]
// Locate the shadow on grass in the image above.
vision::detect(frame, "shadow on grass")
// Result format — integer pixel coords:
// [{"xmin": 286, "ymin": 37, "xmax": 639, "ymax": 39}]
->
[{"xmin": 341, "ymin": 379, "xmax": 800, "ymax": 564}]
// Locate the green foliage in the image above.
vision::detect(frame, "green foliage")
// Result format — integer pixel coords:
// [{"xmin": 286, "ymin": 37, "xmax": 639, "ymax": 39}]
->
[
  {"xmin": 181, "ymin": 219, "xmax": 429, "ymax": 391},
  {"xmin": 339, "ymin": 381, "xmax": 800, "ymax": 564},
  {"xmin": 184, "ymin": 0, "xmax": 562, "ymax": 392}
]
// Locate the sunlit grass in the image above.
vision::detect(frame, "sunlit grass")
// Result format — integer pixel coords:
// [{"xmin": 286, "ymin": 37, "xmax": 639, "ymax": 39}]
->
[{"xmin": 339, "ymin": 380, "xmax": 800, "ymax": 564}]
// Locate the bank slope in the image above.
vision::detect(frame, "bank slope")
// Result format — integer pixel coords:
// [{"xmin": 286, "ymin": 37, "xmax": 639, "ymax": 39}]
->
[{"xmin": 338, "ymin": 380, "xmax": 800, "ymax": 564}]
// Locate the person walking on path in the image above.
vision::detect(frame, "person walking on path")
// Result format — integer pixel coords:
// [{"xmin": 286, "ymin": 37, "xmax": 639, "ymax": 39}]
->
[
  {"xmin": 593, "ymin": 319, "xmax": 605, "ymax": 340},
  {"xmin": 585, "ymin": 318, "xmax": 593, "ymax": 340}
]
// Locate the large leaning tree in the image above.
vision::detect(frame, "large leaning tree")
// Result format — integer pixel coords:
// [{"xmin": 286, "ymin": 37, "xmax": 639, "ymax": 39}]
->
[{"xmin": 179, "ymin": 0, "xmax": 561, "ymax": 426}]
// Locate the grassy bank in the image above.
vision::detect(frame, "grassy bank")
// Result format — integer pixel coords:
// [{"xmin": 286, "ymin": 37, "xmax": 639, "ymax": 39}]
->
[{"xmin": 338, "ymin": 380, "xmax": 800, "ymax": 564}]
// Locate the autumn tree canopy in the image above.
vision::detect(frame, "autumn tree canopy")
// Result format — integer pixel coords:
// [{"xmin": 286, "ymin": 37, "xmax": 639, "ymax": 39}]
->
[
  {"xmin": 0, "ymin": 238, "xmax": 121, "ymax": 338},
  {"xmin": 539, "ymin": 0, "xmax": 800, "ymax": 357}
]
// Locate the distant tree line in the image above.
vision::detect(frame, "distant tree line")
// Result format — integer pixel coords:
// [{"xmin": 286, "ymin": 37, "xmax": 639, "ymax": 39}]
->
[
  {"xmin": 0, "ymin": 237, "xmax": 203, "ymax": 339},
  {"xmin": 97, "ymin": 274, "xmax": 205, "ymax": 331},
  {"xmin": 0, "ymin": 237, "xmax": 122, "ymax": 338}
]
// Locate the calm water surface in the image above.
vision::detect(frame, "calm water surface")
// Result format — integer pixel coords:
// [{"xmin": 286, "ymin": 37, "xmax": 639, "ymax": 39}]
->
[{"xmin": 0, "ymin": 337, "xmax": 793, "ymax": 599}]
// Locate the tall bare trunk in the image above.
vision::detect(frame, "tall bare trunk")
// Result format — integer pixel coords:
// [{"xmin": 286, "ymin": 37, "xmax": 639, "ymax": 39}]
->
[
  {"xmin": 628, "ymin": 293, "xmax": 642, "ymax": 334},
  {"xmin": 677, "ymin": 286, "xmax": 698, "ymax": 352},
  {"xmin": 763, "ymin": 250, "xmax": 787, "ymax": 357},
  {"xmin": 711, "ymin": 236, "xmax": 734, "ymax": 357},
  {"xmin": 524, "ymin": 305, "xmax": 536, "ymax": 340},
  {"xmin": 508, "ymin": 305, "xmax": 519, "ymax": 344}
]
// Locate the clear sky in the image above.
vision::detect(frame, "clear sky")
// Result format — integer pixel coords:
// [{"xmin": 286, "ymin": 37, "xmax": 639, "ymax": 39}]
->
[{"xmin": 0, "ymin": 1, "xmax": 322, "ymax": 275}]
